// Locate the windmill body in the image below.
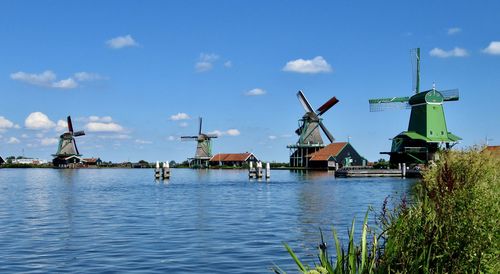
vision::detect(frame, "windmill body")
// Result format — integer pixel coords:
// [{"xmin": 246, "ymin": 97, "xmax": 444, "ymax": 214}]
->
[
  {"xmin": 369, "ymin": 48, "xmax": 461, "ymax": 165},
  {"xmin": 181, "ymin": 117, "xmax": 217, "ymax": 168},
  {"xmin": 287, "ymin": 91, "xmax": 339, "ymax": 168},
  {"xmin": 52, "ymin": 116, "xmax": 86, "ymax": 167}
]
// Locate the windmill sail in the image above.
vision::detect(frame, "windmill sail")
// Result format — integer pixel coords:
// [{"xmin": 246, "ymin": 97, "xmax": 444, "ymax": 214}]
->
[
  {"xmin": 439, "ymin": 89, "xmax": 459, "ymax": 101},
  {"xmin": 369, "ymin": 96, "xmax": 411, "ymax": 112}
]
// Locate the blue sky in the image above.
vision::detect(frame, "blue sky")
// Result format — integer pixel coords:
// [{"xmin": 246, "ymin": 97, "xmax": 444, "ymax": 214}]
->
[{"xmin": 0, "ymin": 0, "xmax": 499, "ymax": 162}]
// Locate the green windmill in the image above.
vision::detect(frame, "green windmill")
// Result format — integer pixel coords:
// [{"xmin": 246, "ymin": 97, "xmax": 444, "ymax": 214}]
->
[{"xmin": 369, "ymin": 48, "xmax": 461, "ymax": 165}]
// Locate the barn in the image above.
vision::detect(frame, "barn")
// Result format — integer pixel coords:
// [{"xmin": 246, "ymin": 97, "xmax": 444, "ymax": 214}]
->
[
  {"xmin": 307, "ymin": 142, "xmax": 366, "ymax": 170},
  {"xmin": 209, "ymin": 153, "xmax": 259, "ymax": 167}
]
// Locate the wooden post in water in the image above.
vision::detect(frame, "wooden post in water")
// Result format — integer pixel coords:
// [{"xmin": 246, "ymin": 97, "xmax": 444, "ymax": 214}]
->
[
  {"xmin": 265, "ymin": 162, "xmax": 270, "ymax": 179},
  {"xmin": 155, "ymin": 161, "xmax": 161, "ymax": 179},
  {"xmin": 401, "ymin": 163, "xmax": 406, "ymax": 178},
  {"xmin": 256, "ymin": 161, "xmax": 263, "ymax": 178},
  {"xmin": 335, "ymin": 162, "xmax": 339, "ymax": 171},
  {"xmin": 164, "ymin": 161, "xmax": 171, "ymax": 179},
  {"xmin": 249, "ymin": 161, "xmax": 256, "ymax": 179}
]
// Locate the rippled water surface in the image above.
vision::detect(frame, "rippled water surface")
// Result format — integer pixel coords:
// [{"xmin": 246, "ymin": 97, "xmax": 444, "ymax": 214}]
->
[{"xmin": 0, "ymin": 168, "xmax": 415, "ymax": 273}]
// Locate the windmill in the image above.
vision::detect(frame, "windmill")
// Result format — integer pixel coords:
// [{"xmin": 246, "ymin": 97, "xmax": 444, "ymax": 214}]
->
[
  {"xmin": 287, "ymin": 90, "xmax": 339, "ymax": 167},
  {"xmin": 181, "ymin": 117, "xmax": 218, "ymax": 168},
  {"xmin": 368, "ymin": 48, "xmax": 461, "ymax": 166},
  {"xmin": 52, "ymin": 116, "xmax": 86, "ymax": 167}
]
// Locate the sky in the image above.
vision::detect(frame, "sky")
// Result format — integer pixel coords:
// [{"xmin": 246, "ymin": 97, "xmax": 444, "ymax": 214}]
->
[{"xmin": 0, "ymin": 0, "xmax": 499, "ymax": 163}]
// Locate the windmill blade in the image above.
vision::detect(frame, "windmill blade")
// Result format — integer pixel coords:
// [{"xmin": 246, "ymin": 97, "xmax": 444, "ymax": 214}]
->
[
  {"xmin": 67, "ymin": 116, "xmax": 74, "ymax": 133},
  {"xmin": 205, "ymin": 134, "xmax": 218, "ymax": 138},
  {"xmin": 319, "ymin": 121, "xmax": 335, "ymax": 143},
  {"xmin": 439, "ymin": 89, "xmax": 459, "ymax": 101},
  {"xmin": 296, "ymin": 90, "xmax": 315, "ymax": 113},
  {"xmin": 368, "ymin": 97, "xmax": 410, "ymax": 112},
  {"xmin": 198, "ymin": 117, "xmax": 203, "ymax": 135},
  {"xmin": 181, "ymin": 136, "xmax": 198, "ymax": 141},
  {"xmin": 316, "ymin": 96, "xmax": 339, "ymax": 116},
  {"xmin": 73, "ymin": 130, "xmax": 85, "ymax": 137}
]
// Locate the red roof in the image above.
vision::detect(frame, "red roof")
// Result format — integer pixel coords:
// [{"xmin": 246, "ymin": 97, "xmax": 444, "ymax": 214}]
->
[
  {"xmin": 210, "ymin": 153, "xmax": 255, "ymax": 162},
  {"xmin": 308, "ymin": 142, "xmax": 348, "ymax": 161},
  {"xmin": 483, "ymin": 146, "xmax": 500, "ymax": 158},
  {"xmin": 83, "ymin": 158, "xmax": 99, "ymax": 163}
]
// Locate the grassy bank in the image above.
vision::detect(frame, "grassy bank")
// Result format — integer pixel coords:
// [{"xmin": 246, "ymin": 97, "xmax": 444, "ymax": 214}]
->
[{"xmin": 275, "ymin": 148, "xmax": 499, "ymax": 273}]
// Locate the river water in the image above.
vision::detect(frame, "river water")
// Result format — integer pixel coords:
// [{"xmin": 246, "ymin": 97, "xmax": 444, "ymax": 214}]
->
[{"xmin": 0, "ymin": 168, "xmax": 415, "ymax": 273}]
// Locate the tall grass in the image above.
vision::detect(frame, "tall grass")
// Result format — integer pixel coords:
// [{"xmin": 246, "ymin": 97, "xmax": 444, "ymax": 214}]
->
[{"xmin": 275, "ymin": 148, "xmax": 500, "ymax": 273}]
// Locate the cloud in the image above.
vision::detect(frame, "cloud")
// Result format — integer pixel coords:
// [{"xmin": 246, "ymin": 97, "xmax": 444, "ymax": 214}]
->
[
  {"xmin": 25, "ymin": 112, "xmax": 56, "ymax": 130},
  {"xmin": 85, "ymin": 122, "xmax": 124, "ymax": 132},
  {"xmin": 55, "ymin": 120, "xmax": 68, "ymax": 132},
  {"xmin": 179, "ymin": 122, "xmax": 189, "ymax": 128},
  {"xmin": 283, "ymin": 56, "xmax": 332, "ymax": 74},
  {"xmin": 106, "ymin": 35, "xmax": 138, "ymax": 49},
  {"xmin": 21, "ymin": 134, "xmax": 29, "ymax": 138},
  {"xmin": 169, "ymin": 112, "xmax": 190, "ymax": 121},
  {"xmin": 7, "ymin": 137, "xmax": 20, "ymax": 144},
  {"xmin": 447, "ymin": 27, "xmax": 462, "ymax": 35},
  {"xmin": 73, "ymin": 72, "xmax": 105, "ymax": 81},
  {"xmin": 52, "ymin": 78, "xmax": 78, "ymax": 89},
  {"xmin": 167, "ymin": 135, "xmax": 177, "ymax": 141},
  {"xmin": 209, "ymin": 129, "xmax": 240, "ymax": 137},
  {"xmin": 195, "ymin": 53, "xmax": 219, "ymax": 72},
  {"xmin": 429, "ymin": 47, "xmax": 468, "ymax": 58},
  {"xmin": 245, "ymin": 88, "xmax": 266, "ymax": 96},
  {"xmin": 88, "ymin": 116, "xmax": 113, "ymax": 122},
  {"xmin": 482, "ymin": 41, "xmax": 500, "ymax": 55},
  {"xmin": 135, "ymin": 139, "xmax": 152, "ymax": 144},
  {"xmin": 0, "ymin": 116, "xmax": 15, "ymax": 130},
  {"xmin": 41, "ymin": 137, "xmax": 58, "ymax": 146},
  {"xmin": 268, "ymin": 135, "xmax": 277, "ymax": 140},
  {"xmin": 224, "ymin": 61, "xmax": 232, "ymax": 68},
  {"xmin": 97, "ymin": 134, "xmax": 130, "ymax": 139},
  {"xmin": 10, "ymin": 70, "xmax": 104, "ymax": 89}
]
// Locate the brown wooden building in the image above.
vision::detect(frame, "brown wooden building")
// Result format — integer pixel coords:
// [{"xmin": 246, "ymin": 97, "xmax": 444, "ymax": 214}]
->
[
  {"xmin": 209, "ymin": 153, "xmax": 259, "ymax": 167},
  {"xmin": 307, "ymin": 142, "xmax": 366, "ymax": 170}
]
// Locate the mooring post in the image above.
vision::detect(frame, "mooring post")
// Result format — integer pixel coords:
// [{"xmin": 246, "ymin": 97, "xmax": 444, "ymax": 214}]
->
[
  {"xmin": 265, "ymin": 162, "xmax": 270, "ymax": 179},
  {"xmin": 402, "ymin": 163, "xmax": 406, "ymax": 178},
  {"xmin": 155, "ymin": 161, "xmax": 161, "ymax": 179},
  {"xmin": 249, "ymin": 161, "xmax": 255, "ymax": 179},
  {"xmin": 163, "ymin": 161, "xmax": 170, "ymax": 179},
  {"xmin": 256, "ymin": 161, "xmax": 263, "ymax": 178},
  {"xmin": 335, "ymin": 162, "xmax": 339, "ymax": 171},
  {"xmin": 398, "ymin": 163, "xmax": 401, "ymax": 170}
]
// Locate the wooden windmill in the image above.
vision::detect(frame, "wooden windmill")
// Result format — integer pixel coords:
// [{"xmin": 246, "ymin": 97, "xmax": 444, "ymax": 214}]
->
[
  {"xmin": 181, "ymin": 117, "xmax": 218, "ymax": 168},
  {"xmin": 287, "ymin": 90, "xmax": 339, "ymax": 168},
  {"xmin": 369, "ymin": 48, "xmax": 461, "ymax": 165}
]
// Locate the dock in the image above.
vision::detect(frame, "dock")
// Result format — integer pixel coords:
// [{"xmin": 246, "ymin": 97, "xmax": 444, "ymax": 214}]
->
[{"xmin": 334, "ymin": 165, "xmax": 422, "ymax": 178}]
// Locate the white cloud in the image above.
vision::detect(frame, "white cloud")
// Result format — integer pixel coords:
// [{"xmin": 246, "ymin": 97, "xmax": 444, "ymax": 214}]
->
[
  {"xmin": 170, "ymin": 112, "xmax": 190, "ymax": 121},
  {"xmin": 224, "ymin": 60, "xmax": 232, "ymax": 68},
  {"xmin": 179, "ymin": 122, "xmax": 189, "ymax": 128},
  {"xmin": 268, "ymin": 135, "xmax": 277, "ymax": 140},
  {"xmin": 0, "ymin": 116, "xmax": 15, "ymax": 130},
  {"xmin": 73, "ymin": 72, "xmax": 104, "ymax": 81},
  {"xmin": 167, "ymin": 135, "xmax": 177, "ymax": 141},
  {"xmin": 283, "ymin": 56, "xmax": 332, "ymax": 74},
  {"xmin": 135, "ymin": 139, "xmax": 152, "ymax": 144},
  {"xmin": 25, "ymin": 112, "xmax": 56, "ymax": 130},
  {"xmin": 209, "ymin": 129, "xmax": 240, "ymax": 137},
  {"xmin": 52, "ymin": 78, "xmax": 78, "ymax": 89},
  {"xmin": 10, "ymin": 70, "xmax": 102, "ymax": 89},
  {"xmin": 97, "ymin": 134, "xmax": 130, "ymax": 139},
  {"xmin": 40, "ymin": 137, "xmax": 58, "ymax": 146},
  {"xmin": 447, "ymin": 27, "xmax": 462, "ymax": 35},
  {"xmin": 85, "ymin": 122, "xmax": 124, "ymax": 132},
  {"xmin": 482, "ymin": 41, "xmax": 500, "ymax": 55},
  {"xmin": 245, "ymin": 88, "xmax": 266, "ymax": 96},
  {"xmin": 88, "ymin": 116, "xmax": 113, "ymax": 122},
  {"xmin": 7, "ymin": 137, "xmax": 20, "ymax": 144},
  {"xmin": 429, "ymin": 47, "xmax": 468, "ymax": 58},
  {"xmin": 195, "ymin": 53, "xmax": 219, "ymax": 72},
  {"xmin": 21, "ymin": 134, "xmax": 29, "ymax": 138},
  {"xmin": 226, "ymin": 129, "xmax": 240, "ymax": 136},
  {"xmin": 55, "ymin": 120, "xmax": 68, "ymax": 132},
  {"xmin": 10, "ymin": 70, "xmax": 56, "ymax": 87},
  {"xmin": 106, "ymin": 35, "xmax": 138, "ymax": 49}
]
